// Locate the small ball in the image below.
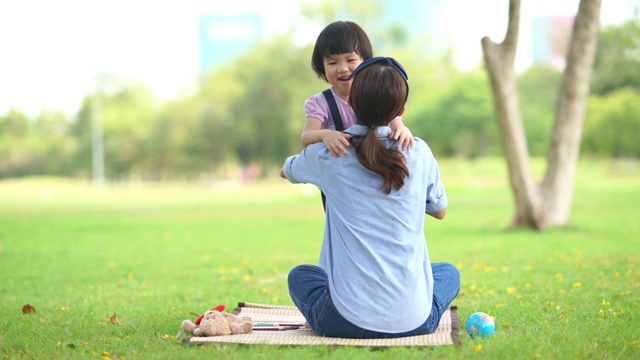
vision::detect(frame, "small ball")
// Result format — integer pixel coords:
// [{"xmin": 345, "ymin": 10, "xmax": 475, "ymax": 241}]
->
[{"xmin": 465, "ymin": 312, "xmax": 495, "ymax": 338}]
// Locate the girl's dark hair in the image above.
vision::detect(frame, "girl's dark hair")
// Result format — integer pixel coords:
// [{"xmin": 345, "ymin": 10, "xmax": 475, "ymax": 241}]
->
[
  {"xmin": 311, "ymin": 21, "xmax": 373, "ymax": 82},
  {"xmin": 349, "ymin": 60, "xmax": 409, "ymax": 194}
]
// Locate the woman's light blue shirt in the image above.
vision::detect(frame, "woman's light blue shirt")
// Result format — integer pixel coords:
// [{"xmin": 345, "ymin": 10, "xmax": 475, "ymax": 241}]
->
[{"xmin": 283, "ymin": 124, "xmax": 447, "ymax": 333}]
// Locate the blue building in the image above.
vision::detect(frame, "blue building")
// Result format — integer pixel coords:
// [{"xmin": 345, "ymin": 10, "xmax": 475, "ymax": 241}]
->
[{"xmin": 199, "ymin": 13, "xmax": 264, "ymax": 74}]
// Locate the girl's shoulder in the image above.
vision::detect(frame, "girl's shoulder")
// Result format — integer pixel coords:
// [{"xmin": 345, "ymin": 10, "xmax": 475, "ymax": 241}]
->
[
  {"xmin": 305, "ymin": 91, "xmax": 328, "ymax": 104},
  {"xmin": 304, "ymin": 90, "xmax": 331, "ymax": 113}
]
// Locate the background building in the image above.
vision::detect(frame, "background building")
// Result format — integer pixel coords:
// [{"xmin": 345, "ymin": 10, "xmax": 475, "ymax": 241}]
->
[
  {"xmin": 199, "ymin": 13, "xmax": 264, "ymax": 74},
  {"xmin": 532, "ymin": 15, "xmax": 575, "ymax": 70}
]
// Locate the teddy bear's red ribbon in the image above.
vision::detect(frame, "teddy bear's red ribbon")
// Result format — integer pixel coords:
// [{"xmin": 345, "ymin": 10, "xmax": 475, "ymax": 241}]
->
[{"xmin": 195, "ymin": 304, "xmax": 225, "ymax": 325}]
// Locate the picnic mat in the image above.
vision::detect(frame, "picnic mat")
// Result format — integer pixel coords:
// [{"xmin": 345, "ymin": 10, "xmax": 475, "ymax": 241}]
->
[{"xmin": 182, "ymin": 302, "xmax": 461, "ymax": 347}]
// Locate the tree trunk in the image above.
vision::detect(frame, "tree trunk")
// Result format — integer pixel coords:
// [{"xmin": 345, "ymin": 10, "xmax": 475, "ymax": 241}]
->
[
  {"xmin": 481, "ymin": 0, "xmax": 601, "ymax": 230},
  {"xmin": 481, "ymin": 0, "xmax": 544, "ymax": 230},
  {"xmin": 542, "ymin": 0, "xmax": 601, "ymax": 226}
]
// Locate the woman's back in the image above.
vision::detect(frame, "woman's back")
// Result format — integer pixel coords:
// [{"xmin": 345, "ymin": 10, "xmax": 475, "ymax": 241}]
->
[{"xmin": 294, "ymin": 124, "xmax": 445, "ymax": 332}]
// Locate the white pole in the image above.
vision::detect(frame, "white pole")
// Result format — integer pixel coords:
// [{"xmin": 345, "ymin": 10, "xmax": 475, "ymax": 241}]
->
[{"xmin": 91, "ymin": 75, "xmax": 105, "ymax": 186}]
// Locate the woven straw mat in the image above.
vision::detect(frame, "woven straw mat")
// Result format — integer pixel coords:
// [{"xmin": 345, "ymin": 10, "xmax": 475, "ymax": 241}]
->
[{"xmin": 181, "ymin": 302, "xmax": 461, "ymax": 347}]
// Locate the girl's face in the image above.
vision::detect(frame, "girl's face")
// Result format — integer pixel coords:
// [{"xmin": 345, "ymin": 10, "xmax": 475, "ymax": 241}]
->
[{"xmin": 323, "ymin": 52, "xmax": 363, "ymax": 101}]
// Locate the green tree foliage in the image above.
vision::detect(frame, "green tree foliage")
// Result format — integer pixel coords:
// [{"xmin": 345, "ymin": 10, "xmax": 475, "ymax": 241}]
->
[
  {"xmin": 1, "ymin": 11, "xmax": 639, "ymax": 180},
  {"xmin": 73, "ymin": 80, "xmax": 160, "ymax": 179},
  {"xmin": 0, "ymin": 109, "xmax": 77, "ymax": 177},
  {"xmin": 33, "ymin": 111, "xmax": 78, "ymax": 175},
  {"xmin": 592, "ymin": 18, "xmax": 640, "ymax": 95},
  {"xmin": 0, "ymin": 110, "xmax": 34, "ymax": 176},
  {"xmin": 195, "ymin": 36, "xmax": 320, "ymax": 171},
  {"xmin": 407, "ymin": 68, "xmax": 498, "ymax": 158},
  {"xmin": 583, "ymin": 88, "xmax": 640, "ymax": 157},
  {"xmin": 516, "ymin": 65, "xmax": 562, "ymax": 156}
]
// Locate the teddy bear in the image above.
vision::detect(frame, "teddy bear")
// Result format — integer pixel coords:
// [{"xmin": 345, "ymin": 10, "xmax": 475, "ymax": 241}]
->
[{"xmin": 179, "ymin": 309, "xmax": 253, "ymax": 337}]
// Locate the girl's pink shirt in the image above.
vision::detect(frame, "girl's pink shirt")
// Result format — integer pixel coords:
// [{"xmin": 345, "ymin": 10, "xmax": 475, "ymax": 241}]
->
[{"xmin": 303, "ymin": 87, "xmax": 357, "ymax": 130}]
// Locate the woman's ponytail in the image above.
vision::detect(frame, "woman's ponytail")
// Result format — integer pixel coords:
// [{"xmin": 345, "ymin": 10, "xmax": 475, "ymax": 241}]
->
[{"xmin": 349, "ymin": 58, "xmax": 410, "ymax": 194}]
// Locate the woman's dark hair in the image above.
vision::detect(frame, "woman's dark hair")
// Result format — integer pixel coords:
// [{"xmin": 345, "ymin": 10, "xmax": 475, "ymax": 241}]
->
[
  {"xmin": 349, "ymin": 58, "xmax": 410, "ymax": 194},
  {"xmin": 311, "ymin": 21, "xmax": 373, "ymax": 82}
]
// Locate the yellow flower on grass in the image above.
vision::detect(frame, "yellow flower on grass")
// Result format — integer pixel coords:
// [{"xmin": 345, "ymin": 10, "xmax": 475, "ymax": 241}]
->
[
  {"xmin": 572, "ymin": 282, "xmax": 582, "ymax": 288},
  {"xmin": 474, "ymin": 344, "xmax": 483, "ymax": 352},
  {"xmin": 506, "ymin": 287, "xmax": 516, "ymax": 294}
]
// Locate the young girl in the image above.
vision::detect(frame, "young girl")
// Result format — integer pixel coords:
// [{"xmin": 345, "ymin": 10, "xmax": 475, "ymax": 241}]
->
[
  {"xmin": 281, "ymin": 57, "xmax": 460, "ymax": 338},
  {"xmin": 301, "ymin": 21, "xmax": 415, "ymax": 157}
]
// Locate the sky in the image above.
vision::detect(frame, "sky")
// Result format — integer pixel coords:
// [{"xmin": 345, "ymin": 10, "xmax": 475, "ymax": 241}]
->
[{"xmin": 0, "ymin": 0, "xmax": 636, "ymax": 118}]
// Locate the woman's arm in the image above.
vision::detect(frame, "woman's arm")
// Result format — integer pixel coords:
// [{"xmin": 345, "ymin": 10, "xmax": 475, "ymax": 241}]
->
[{"xmin": 426, "ymin": 208, "xmax": 447, "ymax": 220}]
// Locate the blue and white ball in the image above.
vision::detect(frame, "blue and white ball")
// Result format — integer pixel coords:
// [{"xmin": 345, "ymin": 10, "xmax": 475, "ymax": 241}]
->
[{"xmin": 465, "ymin": 312, "xmax": 495, "ymax": 338}]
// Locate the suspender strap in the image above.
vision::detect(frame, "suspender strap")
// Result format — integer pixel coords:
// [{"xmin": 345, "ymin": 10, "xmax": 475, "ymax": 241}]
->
[
  {"xmin": 322, "ymin": 89, "xmax": 345, "ymax": 131},
  {"xmin": 319, "ymin": 89, "xmax": 345, "ymax": 211}
]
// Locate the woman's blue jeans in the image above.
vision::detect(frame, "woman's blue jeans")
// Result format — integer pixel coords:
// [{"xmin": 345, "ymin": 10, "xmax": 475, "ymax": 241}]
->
[{"xmin": 287, "ymin": 262, "xmax": 460, "ymax": 338}]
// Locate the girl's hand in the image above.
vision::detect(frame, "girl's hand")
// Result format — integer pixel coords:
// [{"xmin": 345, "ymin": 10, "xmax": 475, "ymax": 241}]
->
[
  {"xmin": 323, "ymin": 132, "xmax": 352, "ymax": 157},
  {"xmin": 392, "ymin": 125, "xmax": 415, "ymax": 151}
]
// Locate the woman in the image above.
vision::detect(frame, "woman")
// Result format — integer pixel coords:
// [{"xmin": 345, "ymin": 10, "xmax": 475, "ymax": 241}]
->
[{"xmin": 280, "ymin": 57, "xmax": 460, "ymax": 338}]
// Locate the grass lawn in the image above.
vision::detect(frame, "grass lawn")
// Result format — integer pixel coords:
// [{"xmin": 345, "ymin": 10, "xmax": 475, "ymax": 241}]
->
[{"xmin": 0, "ymin": 158, "xmax": 638, "ymax": 359}]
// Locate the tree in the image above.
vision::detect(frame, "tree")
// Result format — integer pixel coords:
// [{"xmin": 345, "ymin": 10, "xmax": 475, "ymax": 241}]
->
[
  {"xmin": 407, "ymin": 69, "xmax": 498, "ymax": 158},
  {"xmin": 583, "ymin": 88, "xmax": 640, "ymax": 158},
  {"xmin": 481, "ymin": 0, "xmax": 601, "ymax": 230},
  {"xmin": 73, "ymin": 79, "xmax": 160, "ymax": 179},
  {"xmin": 0, "ymin": 110, "xmax": 32, "ymax": 177},
  {"xmin": 218, "ymin": 36, "xmax": 319, "ymax": 170},
  {"xmin": 517, "ymin": 65, "xmax": 562, "ymax": 156},
  {"xmin": 591, "ymin": 18, "xmax": 640, "ymax": 95}
]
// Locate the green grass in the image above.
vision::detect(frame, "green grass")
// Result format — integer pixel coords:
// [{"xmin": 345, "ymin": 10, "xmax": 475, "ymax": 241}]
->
[{"xmin": 0, "ymin": 158, "xmax": 638, "ymax": 359}]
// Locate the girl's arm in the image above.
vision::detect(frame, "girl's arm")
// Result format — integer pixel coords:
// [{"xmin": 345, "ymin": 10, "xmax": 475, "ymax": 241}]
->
[{"xmin": 301, "ymin": 117, "xmax": 351, "ymax": 157}]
